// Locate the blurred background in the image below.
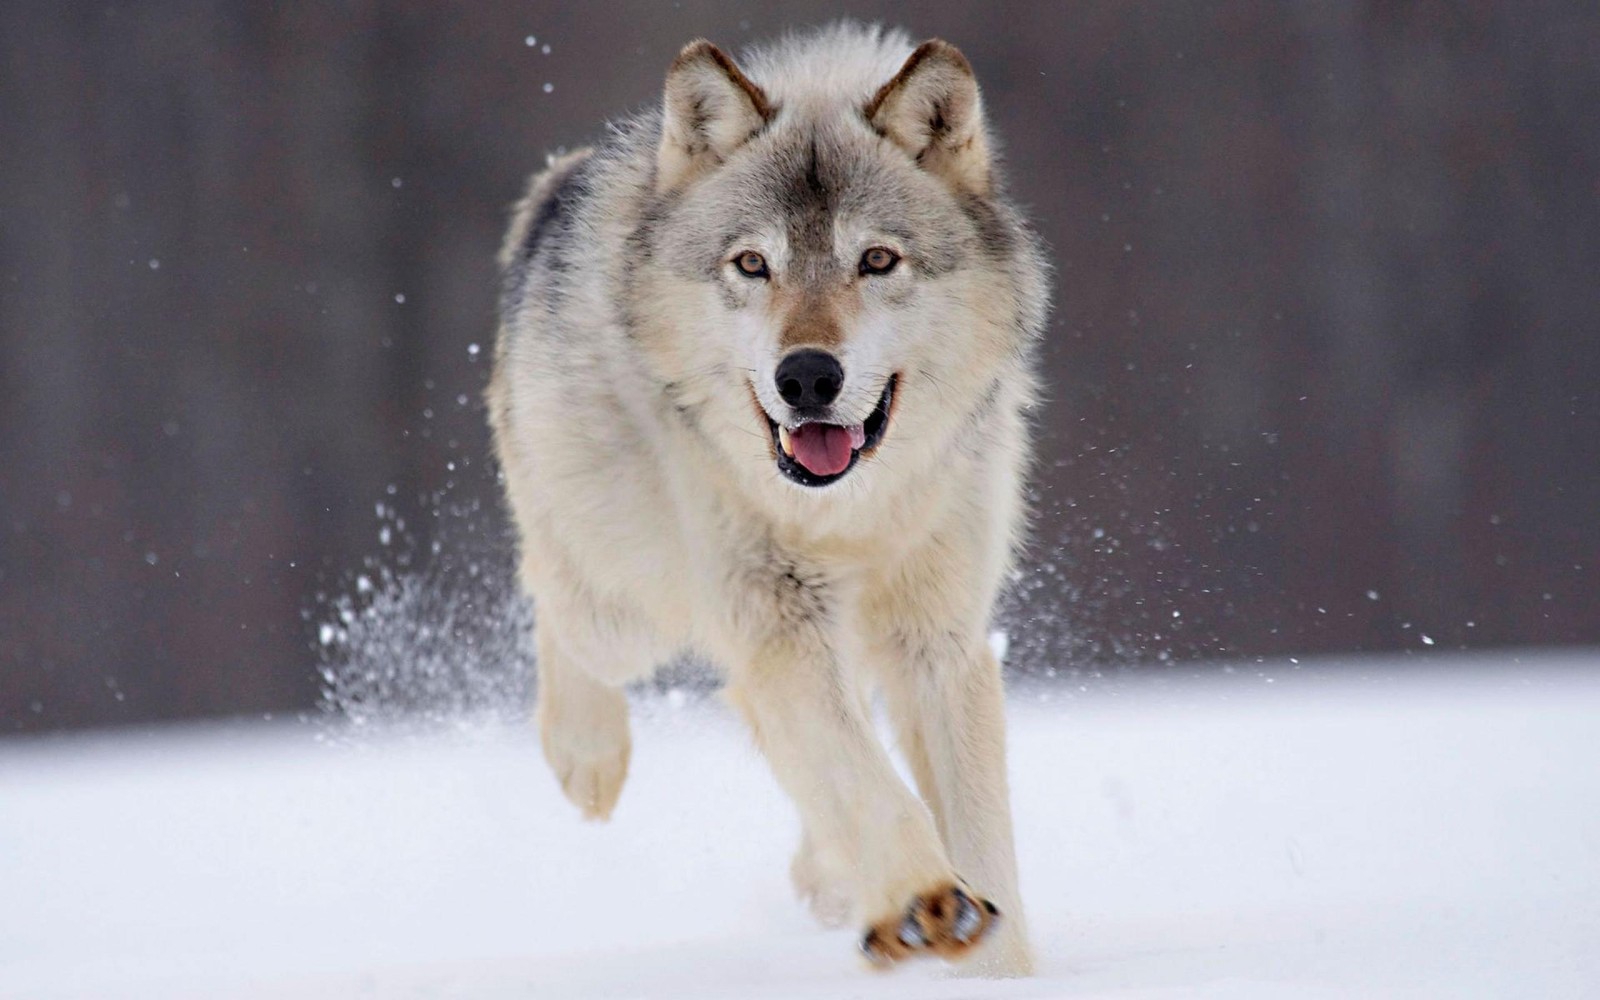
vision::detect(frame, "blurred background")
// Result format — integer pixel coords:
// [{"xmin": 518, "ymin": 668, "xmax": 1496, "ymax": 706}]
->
[{"xmin": 2, "ymin": 1, "xmax": 1597, "ymax": 735}]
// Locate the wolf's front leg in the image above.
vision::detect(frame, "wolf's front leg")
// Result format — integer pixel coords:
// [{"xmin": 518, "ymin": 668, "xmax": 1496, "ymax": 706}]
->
[
  {"xmin": 724, "ymin": 634, "xmax": 1001, "ymax": 967},
  {"xmin": 877, "ymin": 640, "xmax": 1033, "ymax": 977},
  {"xmin": 535, "ymin": 622, "xmax": 632, "ymax": 821}
]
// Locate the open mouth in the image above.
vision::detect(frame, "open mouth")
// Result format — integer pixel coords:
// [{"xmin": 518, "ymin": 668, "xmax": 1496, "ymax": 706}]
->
[{"xmin": 764, "ymin": 374, "xmax": 897, "ymax": 488}]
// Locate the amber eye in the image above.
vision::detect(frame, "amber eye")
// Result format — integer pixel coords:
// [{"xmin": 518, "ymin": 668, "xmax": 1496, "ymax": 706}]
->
[
  {"xmin": 860, "ymin": 246, "xmax": 900, "ymax": 275},
  {"xmin": 734, "ymin": 251, "xmax": 769, "ymax": 278}
]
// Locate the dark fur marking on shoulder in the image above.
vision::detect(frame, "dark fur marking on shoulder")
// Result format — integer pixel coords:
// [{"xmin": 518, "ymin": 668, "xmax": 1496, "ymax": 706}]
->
[
  {"xmin": 520, "ymin": 161, "xmax": 589, "ymax": 263},
  {"xmin": 501, "ymin": 160, "xmax": 592, "ymax": 319}
]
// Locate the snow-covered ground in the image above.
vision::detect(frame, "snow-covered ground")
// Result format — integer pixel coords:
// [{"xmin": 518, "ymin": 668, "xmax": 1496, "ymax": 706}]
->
[{"xmin": 3, "ymin": 655, "xmax": 1598, "ymax": 999}]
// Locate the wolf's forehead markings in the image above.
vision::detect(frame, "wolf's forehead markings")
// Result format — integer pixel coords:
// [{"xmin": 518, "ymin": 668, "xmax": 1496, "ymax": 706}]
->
[{"xmin": 774, "ymin": 134, "xmax": 839, "ymax": 261}]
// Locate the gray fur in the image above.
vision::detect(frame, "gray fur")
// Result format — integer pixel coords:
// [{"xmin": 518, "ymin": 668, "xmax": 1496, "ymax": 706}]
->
[{"xmin": 487, "ymin": 23, "xmax": 1049, "ymax": 976}]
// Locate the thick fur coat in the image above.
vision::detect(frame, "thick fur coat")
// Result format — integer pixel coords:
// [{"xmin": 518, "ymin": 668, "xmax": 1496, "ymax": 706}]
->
[{"xmin": 488, "ymin": 23, "xmax": 1048, "ymax": 975}]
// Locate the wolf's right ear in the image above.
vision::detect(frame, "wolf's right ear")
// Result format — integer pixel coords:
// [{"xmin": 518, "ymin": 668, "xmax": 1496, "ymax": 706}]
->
[{"xmin": 656, "ymin": 40, "xmax": 773, "ymax": 193}]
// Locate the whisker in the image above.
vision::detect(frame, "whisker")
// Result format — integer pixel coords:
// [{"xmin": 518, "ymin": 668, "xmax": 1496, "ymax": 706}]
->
[{"xmin": 915, "ymin": 368, "xmax": 954, "ymax": 404}]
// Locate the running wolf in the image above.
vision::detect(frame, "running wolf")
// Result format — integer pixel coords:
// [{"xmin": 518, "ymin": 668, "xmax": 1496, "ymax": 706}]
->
[{"xmin": 488, "ymin": 23, "xmax": 1047, "ymax": 975}]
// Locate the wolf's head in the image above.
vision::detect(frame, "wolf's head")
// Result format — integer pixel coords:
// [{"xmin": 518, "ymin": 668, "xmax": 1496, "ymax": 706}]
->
[{"xmin": 628, "ymin": 26, "xmax": 1047, "ymax": 499}]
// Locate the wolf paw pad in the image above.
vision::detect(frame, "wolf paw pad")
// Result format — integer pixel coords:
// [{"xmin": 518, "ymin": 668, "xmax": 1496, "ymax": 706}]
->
[{"xmin": 859, "ymin": 883, "xmax": 999, "ymax": 967}]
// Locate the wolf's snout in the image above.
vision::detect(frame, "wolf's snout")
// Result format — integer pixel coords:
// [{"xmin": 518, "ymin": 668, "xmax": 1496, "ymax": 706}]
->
[{"xmin": 775, "ymin": 350, "xmax": 843, "ymax": 409}]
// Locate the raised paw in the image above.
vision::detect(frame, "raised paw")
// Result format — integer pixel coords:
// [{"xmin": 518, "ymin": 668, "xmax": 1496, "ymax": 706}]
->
[
  {"xmin": 859, "ymin": 882, "xmax": 1000, "ymax": 968},
  {"xmin": 547, "ymin": 735, "xmax": 629, "ymax": 820},
  {"xmin": 538, "ymin": 685, "xmax": 631, "ymax": 821}
]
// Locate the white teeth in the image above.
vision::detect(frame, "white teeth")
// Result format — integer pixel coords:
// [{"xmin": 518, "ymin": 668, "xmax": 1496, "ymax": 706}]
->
[{"xmin": 777, "ymin": 422, "xmax": 865, "ymax": 457}]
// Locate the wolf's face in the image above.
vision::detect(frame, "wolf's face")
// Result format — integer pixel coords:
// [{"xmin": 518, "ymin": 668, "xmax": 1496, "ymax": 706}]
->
[{"xmin": 630, "ymin": 39, "xmax": 1040, "ymax": 496}]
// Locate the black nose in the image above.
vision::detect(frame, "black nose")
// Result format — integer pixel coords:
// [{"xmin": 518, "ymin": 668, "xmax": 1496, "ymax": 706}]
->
[{"xmin": 775, "ymin": 349, "xmax": 844, "ymax": 408}]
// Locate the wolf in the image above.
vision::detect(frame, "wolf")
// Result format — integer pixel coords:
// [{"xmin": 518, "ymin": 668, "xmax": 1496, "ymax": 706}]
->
[{"xmin": 487, "ymin": 23, "xmax": 1048, "ymax": 975}]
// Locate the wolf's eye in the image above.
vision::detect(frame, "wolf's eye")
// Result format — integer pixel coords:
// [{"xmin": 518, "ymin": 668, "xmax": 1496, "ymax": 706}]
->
[
  {"xmin": 860, "ymin": 247, "xmax": 900, "ymax": 275},
  {"xmin": 734, "ymin": 251, "xmax": 769, "ymax": 279}
]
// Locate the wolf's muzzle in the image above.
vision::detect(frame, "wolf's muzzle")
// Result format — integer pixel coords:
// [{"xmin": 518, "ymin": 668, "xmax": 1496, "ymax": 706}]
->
[{"xmin": 765, "ymin": 374, "xmax": 897, "ymax": 488}]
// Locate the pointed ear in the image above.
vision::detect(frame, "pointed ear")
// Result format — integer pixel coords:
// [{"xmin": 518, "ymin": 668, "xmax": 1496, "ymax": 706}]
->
[
  {"xmin": 656, "ymin": 40, "xmax": 773, "ymax": 192},
  {"xmin": 866, "ymin": 40, "xmax": 991, "ymax": 195}
]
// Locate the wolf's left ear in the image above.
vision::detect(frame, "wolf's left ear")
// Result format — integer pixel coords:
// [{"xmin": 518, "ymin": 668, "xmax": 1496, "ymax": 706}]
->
[
  {"xmin": 866, "ymin": 40, "xmax": 991, "ymax": 196},
  {"xmin": 657, "ymin": 40, "xmax": 773, "ymax": 192}
]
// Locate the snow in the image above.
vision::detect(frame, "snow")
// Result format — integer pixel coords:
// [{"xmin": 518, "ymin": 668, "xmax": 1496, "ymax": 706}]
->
[{"xmin": 3, "ymin": 655, "xmax": 1598, "ymax": 999}]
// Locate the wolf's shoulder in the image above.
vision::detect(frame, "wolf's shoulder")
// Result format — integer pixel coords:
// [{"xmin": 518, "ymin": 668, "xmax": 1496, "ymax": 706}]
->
[
  {"xmin": 499, "ymin": 111, "xmax": 664, "ymax": 267},
  {"xmin": 497, "ymin": 147, "xmax": 598, "ymax": 274}
]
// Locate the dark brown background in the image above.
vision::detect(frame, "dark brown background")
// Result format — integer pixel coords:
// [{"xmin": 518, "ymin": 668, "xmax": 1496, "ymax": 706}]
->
[{"xmin": 3, "ymin": 2, "xmax": 1597, "ymax": 734}]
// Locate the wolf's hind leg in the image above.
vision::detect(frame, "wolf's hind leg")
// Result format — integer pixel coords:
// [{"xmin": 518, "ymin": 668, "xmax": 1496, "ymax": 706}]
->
[{"xmin": 535, "ymin": 622, "xmax": 633, "ymax": 821}]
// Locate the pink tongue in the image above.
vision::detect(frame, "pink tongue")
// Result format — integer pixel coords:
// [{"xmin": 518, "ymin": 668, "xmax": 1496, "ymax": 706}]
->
[{"xmin": 789, "ymin": 423, "xmax": 854, "ymax": 477}]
